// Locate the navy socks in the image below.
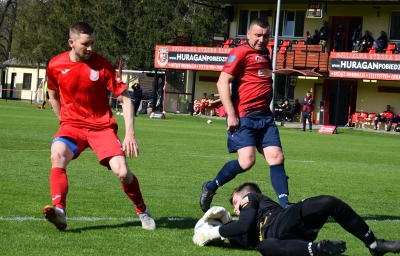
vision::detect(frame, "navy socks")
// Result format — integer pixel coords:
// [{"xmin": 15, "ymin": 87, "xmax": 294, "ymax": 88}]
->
[
  {"xmin": 270, "ymin": 163, "xmax": 289, "ymax": 207},
  {"xmin": 207, "ymin": 160, "xmax": 244, "ymax": 192}
]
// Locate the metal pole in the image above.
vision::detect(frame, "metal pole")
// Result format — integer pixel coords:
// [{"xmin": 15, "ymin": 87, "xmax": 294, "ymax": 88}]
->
[
  {"xmin": 334, "ymin": 78, "xmax": 341, "ymax": 128},
  {"xmin": 190, "ymin": 70, "xmax": 197, "ymax": 115},
  {"xmin": 152, "ymin": 68, "xmax": 158, "ymax": 112},
  {"xmin": 270, "ymin": 0, "xmax": 281, "ymax": 112}
]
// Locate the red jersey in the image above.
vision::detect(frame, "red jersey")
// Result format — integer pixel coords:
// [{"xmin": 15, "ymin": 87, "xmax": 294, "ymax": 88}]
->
[
  {"xmin": 222, "ymin": 43, "xmax": 273, "ymax": 118},
  {"xmin": 383, "ymin": 110, "xmax": 394, "ymax": 119},
  {"xmin": 47, "ymin": 51, "xmax": 126, "ymax": 129}
]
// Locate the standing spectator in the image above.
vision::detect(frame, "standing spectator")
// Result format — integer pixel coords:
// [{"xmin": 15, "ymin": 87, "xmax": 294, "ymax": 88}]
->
[
  {"xmin": 319, "ymin": 20, "xmax": 330, "ymax": 52},
  {"xmin": 373, "ymin": 31, "xmax": 388, "ymax": 52},
  {"xmin": 374, "ymin": 105, "xmax": 394, "ymax": 130},
  {"xmin": 360, "ymin": 30, "xmax": 374, "ymax": 52},
  {"xmin": 387, "ymin": 113, "xmax": 400, "ymax": 131},
  {"xmin": 351, "ymin": 24, "xmax": 362, "ymax": 46},
  {"xmin": 43, "ymin": 22, "xmax": 155, "ymax": 231},
  {"xmin": 302, "ymin": 91, "xmax": 313, "ymax": 132},
  {"xmin": 132, "ymin": 82, "xmax": 143, "ymax": 116},
  {"xmin": 41, "ymin": 82, "xmax": 51, "ymax": 109},
  {"xmin": 334, "ymin": 23, "xmax": 346, "ymax": 52},
  {"xmin": 199, "ymin": 18, "xmax": 290, "ymax": 212}
]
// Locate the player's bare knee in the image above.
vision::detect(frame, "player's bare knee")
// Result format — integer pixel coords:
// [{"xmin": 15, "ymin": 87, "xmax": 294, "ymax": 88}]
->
[
  {"xmin": 50, "ymin": 152, "xmax": 66, "ymax": 166},
  {"xmin": 239, "ymin": 158, "xmax": 256, "ymax": 170}
]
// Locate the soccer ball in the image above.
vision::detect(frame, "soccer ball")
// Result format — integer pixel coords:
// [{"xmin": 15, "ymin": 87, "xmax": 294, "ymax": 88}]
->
[
  {"xmin": 194, "ymin": 218, "xmax": 224, "ymax": 245},
  {"xmin": 207, "ymin": 119, "xmax": 212, "ymax": 124}
]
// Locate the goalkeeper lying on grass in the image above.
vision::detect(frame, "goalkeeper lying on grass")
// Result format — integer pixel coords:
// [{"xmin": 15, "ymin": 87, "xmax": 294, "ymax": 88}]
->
[{"xmin": 193, "ymin": 182, "xmax": 400, "ymax": 256}]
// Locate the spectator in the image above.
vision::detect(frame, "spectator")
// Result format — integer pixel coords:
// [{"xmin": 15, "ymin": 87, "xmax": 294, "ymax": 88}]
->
[
  {"xmin": 319, "ymin": 20, "xmax": 330, "ymax": 52},
  {"xmin": 132, "ymin": 82, "xmax": 142, "ymax": 117},
  {"xmin": 41, "ymin": 83, "xmax": 51, "ymax": 109},
  {"xmin": 193, "ymin": 100, "xmax": 201, "ymax": 115},
  {"xmin": 209, "ymin": 94, "xmax": 219, "ymax": 116},
  {"xmin": 302, "ymin": 91, "xmax": 313, "ymax": 132},
  {"xmin": 360, "ymin": 30, "xmax": 374, "ymax": 52},
  {"xmin": 387, "ymin": 113, "xmax": 400, "ymax": 131},
  {"xmin": 274, "ymin": 99, "xmax": 285, "ymax": 121},
  {"xmin": 199, "ymin": 92, "xmax": 209, "ymax": 115},
  {"xmin": 283, "ymin": 99, "xmax": 301, "ymax": 122},
  {"xmin": 351, "ymin": 24, "xmax": 362, "ymax": 46},
  {"xmin": 279, "ymin": 99, "xmax": 291, "ymax": 122},
  {"xmin": 373, "ymin": 31, "xmax": 388, "ymax": 53},
  {"xmin": 352, "ymin": 38, "xmax": 364, "ymax": 52},
  {"xmin": 306, "ymin": 30, "xmax": 320, "ymax": 45},
  {"xmin": 374, "ymin": 105, "xmax": 394, "ymax": 130},
  {"xmin": 334, "ymin": 23, "xmax": 346, "ymax": 52}
]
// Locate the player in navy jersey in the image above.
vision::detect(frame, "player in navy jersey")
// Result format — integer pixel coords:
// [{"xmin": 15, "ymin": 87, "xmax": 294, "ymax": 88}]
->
[
  {"xmin": 194, "ymin": 182, "xmax": 400, "ymax": 256},
  {"xmin": 200, "ymin": 18, "xmax": 290, "ymax": 212}
]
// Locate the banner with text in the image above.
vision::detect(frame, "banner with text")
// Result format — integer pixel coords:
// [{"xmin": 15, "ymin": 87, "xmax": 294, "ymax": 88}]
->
[
  {"xmin": 154, "ymin": 45, "xmax": 232, "ymax": 71},
  {"xmin": 329, "ymin": 52, "xmax": 400, "ymax": 81}
]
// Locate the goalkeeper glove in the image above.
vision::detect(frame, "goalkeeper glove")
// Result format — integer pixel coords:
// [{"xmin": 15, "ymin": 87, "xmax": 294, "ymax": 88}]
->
[
  {"xmin": 201, "ymin": 206, "xmax": 232, "ymax": 224},
  {"xmin": 193, "ymin": 226, "xmax": 221, "ymax": 246}
]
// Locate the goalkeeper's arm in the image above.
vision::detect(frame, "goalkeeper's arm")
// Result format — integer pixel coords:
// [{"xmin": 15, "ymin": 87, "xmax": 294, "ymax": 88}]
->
[{"xmin": 219, "ymin": 207, "xmax": 258, "ymax": 238}]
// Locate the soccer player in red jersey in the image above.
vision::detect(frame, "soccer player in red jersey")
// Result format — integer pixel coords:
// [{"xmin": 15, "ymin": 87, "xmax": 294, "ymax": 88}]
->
[
  {"xmin": 43, "ymin": 22, "xmax": 155, "ymax": 231},
  {"xmin": 200, "ymin": 18, "xmax": 290, "ymax": 212}
]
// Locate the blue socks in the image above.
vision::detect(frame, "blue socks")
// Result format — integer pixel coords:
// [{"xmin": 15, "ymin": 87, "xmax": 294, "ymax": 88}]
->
[
  {"xmin": 270, "ymin": 163, "xmax": 289, "ymax": 207},
  {"xmin": 206, "ymin": 161, "xmax": 289, "ymax": 208},
  {"xmin": 206, "ymin": 160, "xmax": 245, "ymax": 192}
]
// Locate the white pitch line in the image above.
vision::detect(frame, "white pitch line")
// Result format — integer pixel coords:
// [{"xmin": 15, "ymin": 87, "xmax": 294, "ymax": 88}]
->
[
  {"xmin": 0, "ymin": 216, "xmax": 199, "ymax": 222},
  {"xmin": 0, "ymin": 216, "xmax": 398, "ymax": 222}
]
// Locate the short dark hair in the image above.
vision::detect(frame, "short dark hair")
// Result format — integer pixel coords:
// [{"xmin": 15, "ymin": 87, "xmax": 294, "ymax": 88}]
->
[
  {"xmin": 229, "ymin": 182, "xmax": 262, "ymax": 205},
  {"xmin": 249, "ymin": 18, "xmax": 269, "ymax": 29},
  {"xmin": 69, "ymin": 22, "xmax": 95, "ymax": 38}
]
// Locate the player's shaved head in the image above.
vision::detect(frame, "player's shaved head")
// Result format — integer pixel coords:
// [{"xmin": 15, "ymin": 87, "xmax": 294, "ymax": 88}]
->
[
  {"xmin": 249, "ymin": 18, "xmax": 269, "ymax": 31},
  {"xmin": 69, "ymin": 22, "xmax": 95, "ymax": 39},
  {"xmin": 229, "ymin": 182, "xmax": 262, "ymax": 205}
]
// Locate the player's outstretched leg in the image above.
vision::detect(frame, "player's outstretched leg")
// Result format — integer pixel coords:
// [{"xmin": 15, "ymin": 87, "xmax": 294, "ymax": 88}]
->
[
  {"xmin": 138, "ymin": 208, "xmax": 156, "ymax": 230},
  {"xmin": 368, "ymin": 239, "xmax": 400, "ymax": 256},
  {"xmin": 317, "ymin": 240, "xmax": 346, "ymax": 255},
  {"xmin": 42, "ymin": 205, "xmax": 67, "ymax": 231},
  {"xmin": 199, "ymin": 181, "xmax": 215, "ymax": 213}
]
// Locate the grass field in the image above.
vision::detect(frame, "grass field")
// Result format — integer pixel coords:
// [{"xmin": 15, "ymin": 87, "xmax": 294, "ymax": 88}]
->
[{"xmin": 1, "ymin": 99, "xmax": 400, "ymax": 255}]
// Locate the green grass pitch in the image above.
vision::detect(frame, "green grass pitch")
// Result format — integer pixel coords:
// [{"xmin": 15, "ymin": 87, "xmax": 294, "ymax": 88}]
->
[{"xmin": 0, "ymin": 100, "xmax": 399, "ymax": 255}]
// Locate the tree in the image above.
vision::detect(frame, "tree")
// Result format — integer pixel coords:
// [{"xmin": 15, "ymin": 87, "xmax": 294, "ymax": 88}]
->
[
  {"xmin": 10, "ymin": 0, "xmax": 226, "ymax": 70},
  {"xmin": 0, "ymin": 0, "xmax": 17, "ymax": 61}
]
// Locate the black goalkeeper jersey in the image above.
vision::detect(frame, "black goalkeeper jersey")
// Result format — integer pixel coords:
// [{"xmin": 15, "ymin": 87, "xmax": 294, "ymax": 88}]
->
[{"xmin": 219, "ymin": 193, "xmax": 283, "ymax": 243}]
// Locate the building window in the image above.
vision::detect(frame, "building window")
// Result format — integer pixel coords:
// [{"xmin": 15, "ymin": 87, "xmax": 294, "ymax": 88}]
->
[
  {"xmin": 165, "ymin": 69, "xmax": 185, "ymax": 93},
  {"xmin": 389, "ymin": 11, "xmax": 400, "ymax": 40},
  {"xmin": 273, "ymin": 10, "xmax": 305, "ymax": 37},
  {"xmin": 22, "ymin": 73, "xmax": 32, "ymax": 90},
  {"xmin": 274, "ymin": 76, "xmax": 295, "ymax": 101},
  {"xmin": 237, "ymin": 10, "xmax": 269, "ymax": 36}
]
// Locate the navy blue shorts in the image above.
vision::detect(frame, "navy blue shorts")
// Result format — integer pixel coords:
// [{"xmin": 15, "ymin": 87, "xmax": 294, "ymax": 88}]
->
[{"xmin": 227, "ymin": 116, "xmax": 282, "ymax": 153}]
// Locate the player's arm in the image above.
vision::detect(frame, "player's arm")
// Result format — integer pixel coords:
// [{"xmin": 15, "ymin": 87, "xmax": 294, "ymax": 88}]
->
[
  {"xmin": 48, "ymin": 89, "xmax": 61, "ymax": 120},
  {"xmin": 219, "ymin": 206, "xmax": 258, "ymax": 238},
  {"xmin": 117, "ymin": 90, "xmax": 138, "ymax": 158},
  {"xmin": 217, "ymin": 72, "xmax": 238, "ymax": 132}
]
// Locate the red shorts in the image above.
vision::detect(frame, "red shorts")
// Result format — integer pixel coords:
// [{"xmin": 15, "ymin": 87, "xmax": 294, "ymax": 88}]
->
[{"xmin": 54, "ymin": 124, "xmax": 124, "ymax": 168}]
